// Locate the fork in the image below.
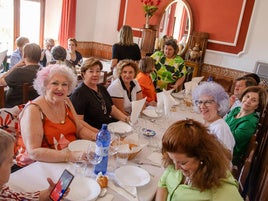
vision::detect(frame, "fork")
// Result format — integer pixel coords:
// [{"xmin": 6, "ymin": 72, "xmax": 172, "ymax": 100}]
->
[{"xmin": 135, "ymin": 160, "xmax": 161, "ymax": 167}]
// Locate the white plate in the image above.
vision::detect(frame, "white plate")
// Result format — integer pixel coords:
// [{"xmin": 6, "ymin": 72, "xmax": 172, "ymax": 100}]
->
[
  {"xmin": 108, "ymin": 121, "xmax": 133, "ymax": 135},
  {"xmin": 68, "ymin": 140, "xmax": 95, "ymax": 152},
  {"xmin": 115, "ymin": 165, "xmax": 150, "ymax": 187},
  {"xmin": 66, "ymin": 177, "xmax": 100, "ymax": 201},
  {"xmin": 142, "ymin": 108, "xmax": 159, "ymax": 118}
]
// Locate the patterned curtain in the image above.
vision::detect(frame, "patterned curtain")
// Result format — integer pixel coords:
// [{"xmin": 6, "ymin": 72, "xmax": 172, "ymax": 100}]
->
[{"xmin": 58, "ymin": 0, "xmax": 77, "ymax": 48}]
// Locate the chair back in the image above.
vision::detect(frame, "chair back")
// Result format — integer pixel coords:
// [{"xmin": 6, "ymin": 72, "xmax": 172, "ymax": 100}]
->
[
  {"xmin": 238, "ymin": 140, "xmax": 258, "ymax": 194},
  {"xmin": 22, "ymin": 83, "xmax": 34, "ymax": 104},
  {"xmin": 0, "ymin": 50, "xmax": 8, "ymax": 72},
  {"xmin": 0, "ymin": 85, "xmax": 5, "ymax": 108}
]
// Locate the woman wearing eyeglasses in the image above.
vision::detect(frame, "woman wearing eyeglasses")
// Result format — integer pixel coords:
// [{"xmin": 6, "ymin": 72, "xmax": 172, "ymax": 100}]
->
[
  {"xmin": 192, "ymin": 81, "xmax": 235, "ymax": 153},
  {"xmin": 70, "ymin": 57, "xmax": 129, "ymax": 129},
  {"xmin": 156, "ymin": 119, "xmax": 243, "ymax": 201},
  {"xmin": 225, "ymin": 86, "xmax": 267, "ymax": 166}
]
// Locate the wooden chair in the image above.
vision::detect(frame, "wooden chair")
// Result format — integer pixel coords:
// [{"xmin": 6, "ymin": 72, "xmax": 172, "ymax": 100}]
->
[
  {"xmin": 213, "ymin": 77, "xmax": 233, "ymax": 94},
  {"xmin": 22, "ymin": 83, "xmax": 34, "ymax": 104},
  {"xmin": 0, "ymin": 85, "xmax": 5, "ymax": 108},
  {"xmin": 238, "ymin": 140, "xmax": 258, "ymax": 195}
]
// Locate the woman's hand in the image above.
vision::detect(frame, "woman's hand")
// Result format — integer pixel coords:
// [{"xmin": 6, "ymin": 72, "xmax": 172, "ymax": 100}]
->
[
  {"xmin": 39, "ymin": 177, "xmax": 70, "ymax": 201},
  {"xmin": 38, "ymin": 178, "xmax": 55, "ymax": 201}
]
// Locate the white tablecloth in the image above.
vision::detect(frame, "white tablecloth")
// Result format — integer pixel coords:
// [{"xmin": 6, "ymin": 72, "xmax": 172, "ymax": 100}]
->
[{"xmin": 8, "ymin": 104, "xmax": 203, "ymax": 201}]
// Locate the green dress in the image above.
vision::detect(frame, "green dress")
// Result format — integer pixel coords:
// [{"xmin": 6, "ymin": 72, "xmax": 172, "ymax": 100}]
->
[
  {"xmin": 225, "ymin": 107, "xmax": 259, "ymax": 165},
  {"xmin": 158, "ymin": 165, "xmax": 243, "ymax": 201},
  {"xmin": 151, "ymin": 51, "xmax": 187, "ymax": 91}
]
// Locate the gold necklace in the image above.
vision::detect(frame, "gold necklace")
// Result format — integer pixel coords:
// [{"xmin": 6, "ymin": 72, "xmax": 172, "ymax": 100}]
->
[{"xmin": 45, "ymin": 98, "xmax": 66, "ymax": 124}]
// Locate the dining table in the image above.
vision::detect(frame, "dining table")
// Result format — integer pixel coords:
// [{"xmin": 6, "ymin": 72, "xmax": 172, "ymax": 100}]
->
[{"xmin": 8, "ymin": 98, "xmax": 203, "ymax": 201}]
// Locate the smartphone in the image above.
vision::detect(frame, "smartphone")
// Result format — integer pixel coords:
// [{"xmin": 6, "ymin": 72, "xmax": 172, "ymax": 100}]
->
[{"xmin": 49, "ymin": 169, "xmax": 74, "ymax": 201}]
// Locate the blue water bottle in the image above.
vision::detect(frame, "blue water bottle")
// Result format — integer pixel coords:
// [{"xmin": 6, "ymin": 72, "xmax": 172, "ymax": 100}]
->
[{"xmin": 94, "ymin": 124, "xmax": 111, "ymax": 175}]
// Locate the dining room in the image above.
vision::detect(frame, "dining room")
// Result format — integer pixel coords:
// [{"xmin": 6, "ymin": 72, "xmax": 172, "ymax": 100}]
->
[{"xmin": 1, "ymin": 0, "xmax": 268, "ymax": 200}]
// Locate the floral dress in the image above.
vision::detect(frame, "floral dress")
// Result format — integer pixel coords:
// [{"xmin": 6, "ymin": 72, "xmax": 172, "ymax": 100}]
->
[{"xmin": 151, "ymin": 51, "xmax": 187, "ymax": 91}]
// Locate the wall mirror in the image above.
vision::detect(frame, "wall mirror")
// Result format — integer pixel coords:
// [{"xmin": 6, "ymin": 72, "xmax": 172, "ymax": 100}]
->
[{"xmin": 158, "ymin": 0, "xmax": 193, "ymax": 56}]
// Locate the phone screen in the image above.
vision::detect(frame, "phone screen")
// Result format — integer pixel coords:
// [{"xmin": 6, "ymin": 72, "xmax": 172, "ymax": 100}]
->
[{"xmin": 49, "ymin": 169, "xmax": 74, "ymax": 201}]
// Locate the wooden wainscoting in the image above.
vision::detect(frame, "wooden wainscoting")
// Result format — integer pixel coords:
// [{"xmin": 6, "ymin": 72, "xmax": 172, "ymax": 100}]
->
[{"xmin": 76, "ymin": 41, "xmax": 112, "ymax": 60}]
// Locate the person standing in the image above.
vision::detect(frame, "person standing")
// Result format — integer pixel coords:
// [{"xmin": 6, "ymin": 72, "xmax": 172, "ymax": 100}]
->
[{"xmin": 111, "ymin": 25, "xmax": 141, "ymax": 77}]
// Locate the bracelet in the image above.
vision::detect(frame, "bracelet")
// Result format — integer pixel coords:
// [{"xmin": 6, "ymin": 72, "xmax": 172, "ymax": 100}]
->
[{"xmin": 64, "ymin": 150, "xmax": 70, "ymax": 162}]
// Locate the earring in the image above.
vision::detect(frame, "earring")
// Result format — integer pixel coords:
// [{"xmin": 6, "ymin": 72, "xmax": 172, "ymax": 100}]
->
[{"xmin": 200, "ymin": 161, "xmax": 203, "ymax": 165}]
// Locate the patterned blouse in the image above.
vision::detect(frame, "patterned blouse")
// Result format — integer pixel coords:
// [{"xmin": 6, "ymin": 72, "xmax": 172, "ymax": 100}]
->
[{"xmin": 151, "ymin": 51, "xmax": 187, "ymax": 91}]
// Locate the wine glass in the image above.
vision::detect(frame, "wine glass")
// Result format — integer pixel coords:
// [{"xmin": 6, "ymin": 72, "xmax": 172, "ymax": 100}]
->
[{"xmin": 85, "ymin": 143, "xmax": 103, "ymax": 177}]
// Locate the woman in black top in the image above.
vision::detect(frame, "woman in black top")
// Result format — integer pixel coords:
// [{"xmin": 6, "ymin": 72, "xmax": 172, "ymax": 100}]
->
[{"xmin": 70, "ymin": 57, "xmax": 129, "ymax": 129}]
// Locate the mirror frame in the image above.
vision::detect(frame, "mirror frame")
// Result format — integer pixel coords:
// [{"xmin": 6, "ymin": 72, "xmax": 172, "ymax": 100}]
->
[{"xmin": 158, "ymin": 0, "xmax": 193, "ymax": 57}]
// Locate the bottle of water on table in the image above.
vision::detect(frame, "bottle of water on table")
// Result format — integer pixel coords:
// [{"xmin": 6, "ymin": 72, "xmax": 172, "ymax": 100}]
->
[{"xmin": 94, "ymin": 124, "xmax": 111, "ymax": 175}]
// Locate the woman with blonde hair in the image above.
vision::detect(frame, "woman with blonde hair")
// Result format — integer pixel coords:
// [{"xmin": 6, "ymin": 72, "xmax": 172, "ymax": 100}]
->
[
  {"xmin": 108, "ymin": 59, "xmax": 143, "ymax": 115},
  {"xmin": 156, "ymin": 119, "xmax": 243, "ymax": 201},
  {"xmin": 111, "ymin": 25, "xmax": 141, "ymax": 76}
]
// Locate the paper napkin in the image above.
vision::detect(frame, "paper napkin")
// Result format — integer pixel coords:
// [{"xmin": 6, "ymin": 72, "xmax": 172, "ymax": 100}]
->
[{"xmin": 130, "ymin": 97, "xmax": 146, "ymax": 124}]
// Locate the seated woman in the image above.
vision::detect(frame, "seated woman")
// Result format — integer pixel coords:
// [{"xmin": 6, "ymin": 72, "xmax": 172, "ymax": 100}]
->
[
  {"xmin": 70, "ymin": 57, "xmax": 129, "ymax": 130},
  {"xmin": 66, "ymin": 38, "xmax": 83, "ymax": 66},
  {"xmin": 225, "ymin": 86, "xmax": 267, "ymax": 166},
  {"xmin": 40, "ymin": 38, "xmax": 55, "ymax": 67},
  {"xmin": 136, "ymin": 57, "xmax": 157, "ymax": 107},
  {"xmin": 0, "ymin": 43, "xmax": 41, "ymax": 108},
  {"xmin": 17, "ymin": 64, "xmax": 98, "ymax": 166},
  {"xmin": 0, "ymin": 129, "xmax": 63, "ymax": 200},
  {"xmin": 107, "ymin": 59, "xmax": 143, "ymax": 115},
  {"xmin": 156, "ymin": 119, "xmax": 243, "ymax": 201},
  {"xmin": 192, "ymin": 81, "xmax": 235, "ymax": 153},
  {"xmin": 151, "ymin": 39, "xmax": 187, "ymax": 92}
]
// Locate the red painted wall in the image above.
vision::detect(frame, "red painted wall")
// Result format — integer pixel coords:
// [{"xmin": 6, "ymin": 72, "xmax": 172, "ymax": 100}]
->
[{"xmin": 118, "ymin": 0, "xmax": 255, "ymax": 54}]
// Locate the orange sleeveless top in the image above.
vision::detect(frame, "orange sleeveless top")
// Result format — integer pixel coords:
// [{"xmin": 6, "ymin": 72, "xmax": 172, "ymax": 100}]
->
[{"xmin": 16, "ymin": 102, "xmax": 77, "ymax": 166}]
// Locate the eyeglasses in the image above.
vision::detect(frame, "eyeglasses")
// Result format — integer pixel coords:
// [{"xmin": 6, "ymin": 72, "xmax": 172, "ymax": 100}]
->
[{"xmin": 194, "ymin": 100, "xmax": 215, "ymax": 107}]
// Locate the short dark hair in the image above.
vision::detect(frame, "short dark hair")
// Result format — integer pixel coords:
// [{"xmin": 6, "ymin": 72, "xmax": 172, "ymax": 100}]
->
[
  {"xmin": 236, "ymin": 76, "xmax": 257, "ymax": 87},
  {"xmin": 243, "ymin": 73, "xmax": 260, "ymax": 85},
  {"xmin": 51, "ymin": 45, "xmax": 67, "ymax": 61},
  {"xmin": 164, "ymin": 39, "xmax": 179, "ymax": 55}
]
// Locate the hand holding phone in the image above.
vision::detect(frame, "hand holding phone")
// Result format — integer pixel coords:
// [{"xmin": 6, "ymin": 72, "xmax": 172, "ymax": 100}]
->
[{"xmin": 49, "ymin": 169, "xmax": 74, "ymax": 201}]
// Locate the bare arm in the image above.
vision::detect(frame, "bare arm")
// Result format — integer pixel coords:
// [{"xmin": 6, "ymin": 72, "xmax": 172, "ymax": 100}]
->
[
  {"xmin": 110, "ymin": 105, "xmax": 129, "ymax": 122},
  {"xmin": 155, "ymin": 187, "xmax": 168, "ymax": 201},
  {"xmin": 111, "ymin": 97, "xmax": 128, "ymax": 115},
  {"xmin": 20, "ymin": 104, "xmax": 82, "ymax": 163},
  {"xmin": 173, "ymin": 76, "xmax": 186, "ymax": 90},
  {"xmin": 111, "ymin": 59, "xmax": 118, "ymax": 70}
]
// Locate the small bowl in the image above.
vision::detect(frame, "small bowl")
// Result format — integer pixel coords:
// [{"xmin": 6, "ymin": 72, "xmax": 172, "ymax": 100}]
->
[{"xmin": 142, "ymin": 128, "xmax": 156, "ymax": 137}]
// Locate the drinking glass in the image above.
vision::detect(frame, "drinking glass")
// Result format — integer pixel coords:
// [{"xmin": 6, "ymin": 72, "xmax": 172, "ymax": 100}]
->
[{"xmin": 85, "ymin": 143, "xmax": 103, "ymax": 177}]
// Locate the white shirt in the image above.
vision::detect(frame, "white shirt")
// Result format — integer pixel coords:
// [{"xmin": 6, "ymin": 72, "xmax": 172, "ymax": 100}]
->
[
  {"xmin": 107, "ymin": 78, "xmax": 142, "ymax": 114},
  {"xmin": 208, "ymin": 118, "xmax": 235, "ymax": 153}
]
